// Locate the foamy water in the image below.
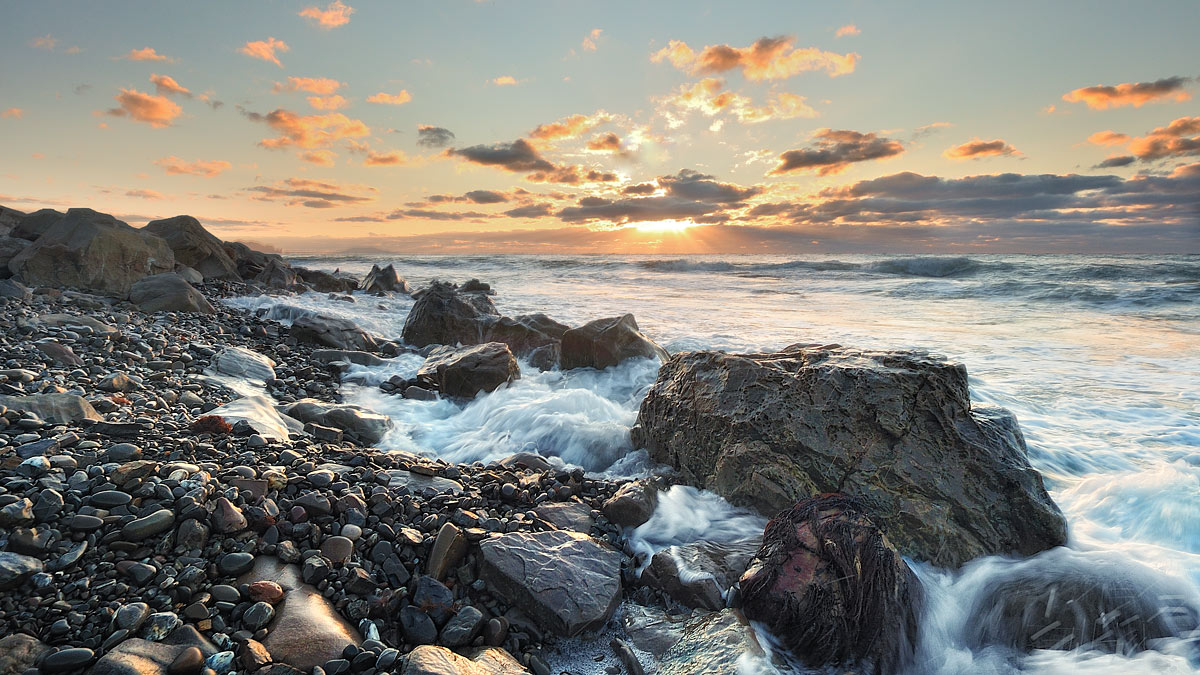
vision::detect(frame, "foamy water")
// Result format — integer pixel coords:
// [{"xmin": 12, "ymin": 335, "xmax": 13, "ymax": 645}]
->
[{"xmin": 228, "ymin": 254, "xmax": 1200, "ymax": 673}]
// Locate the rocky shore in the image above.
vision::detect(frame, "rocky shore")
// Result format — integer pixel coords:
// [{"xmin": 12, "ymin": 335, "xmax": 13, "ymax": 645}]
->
[{"xmin": 2, "ymin": 205, "xmax": 1190, "ymax": 675}]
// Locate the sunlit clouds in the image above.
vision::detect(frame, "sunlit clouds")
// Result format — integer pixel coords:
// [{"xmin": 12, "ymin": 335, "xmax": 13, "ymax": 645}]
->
[
  {"xmin": 299, "ymin": 1, "xmax": 355, "ymax": 29},
  {"xmin": 155, "ymin": 157, "xmax": 233, "ymax": 177},
  {"xmin": 121, "ymin": 47, "xmax": 175, "ymax": 63},
  {"xmin": 106, "ymin": 89, "xmax": 182, "ymax": 128},
  {"xmin": 1088, "ymin": 116, "xmax": 1200, "ymax": 164},
  {"xmin": 770, "ymin": 129, "xmax": 904, "ymax": 175},
  {"xmin": 247, "ymin": 177, "xmax": 376, "ymax": 208},
  {"xmin": 29, "ymin": 35, "xmax": 57, "ymax": 50},
  {"xmin": 943, "ymin": 138, "xmax": 1021, "ymax": 160},
  {"xmin": 1063, "ymin": 77, "xmax": 1192, "ymax": 109},
  {"xmin": 239, "ymin": 37, "xmax": 290, "ymax": 67},
  {"xmin": 582, "ymin": 29, "xmax": 603, "ymax": 51},
  {"xmin": 150, "ymin": 74, "xmax": 192, "ymax": 99},
  {"xmin": 307, "ymin": 95, "xmax": 348, "ymax": 110},
  {"xmin": 835, "ymin": 25, "xmax": 861, "ymax": 38},
  {"xmin": 492, "ymin": 76, "xmax": 518, "ymax": 86},
  {"xmin": 651, "ymin": 36, "xmax": 859, "ymax": 80},
  {"xmin": 273, "ymin": 77, "xmax": 343, "ymax": 95},
  {"xmin": 243, "ymin": 108, "xmax": 369, "ymax": 149},
  {"xmin": 366, "ymin": 91, "xmax": 412, "ymax": 105},
  {"xmin": 1, "ymin": 108, "xmax": 23, "ymax": 119}
]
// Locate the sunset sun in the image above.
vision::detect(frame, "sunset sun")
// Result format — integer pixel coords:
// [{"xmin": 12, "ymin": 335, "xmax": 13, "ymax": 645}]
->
[{"xmin": 631, "ymin": 218, "xmax": 695, "ymax": 233}]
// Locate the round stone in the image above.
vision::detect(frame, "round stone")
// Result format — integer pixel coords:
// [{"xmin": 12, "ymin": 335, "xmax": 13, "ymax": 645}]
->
[
  {"xmin": 90, "ymin": 490, "xmax": 132, "ymax": 508},
  {"xmin": 242, "ymin": 602, "xmax": 275, "ymax": 631},
  {"xmin": 217, "ymin": 552, "xmax": 254, "ymax": 576},
  {"xmin": 40, "ymin": 647, "xmax": 95, "ymax": 673},
  {"xmin": 168, "ymin": 647, "xmax": 204, "ymax": 675}
]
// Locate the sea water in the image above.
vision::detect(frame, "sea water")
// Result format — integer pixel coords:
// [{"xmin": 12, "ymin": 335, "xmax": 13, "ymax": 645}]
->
[{"xmin": 227, "ymin": 254, "xmax": 1200, "ymax": 673}]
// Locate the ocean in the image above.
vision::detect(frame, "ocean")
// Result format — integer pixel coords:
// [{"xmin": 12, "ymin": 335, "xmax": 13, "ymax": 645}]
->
[{"xmin": 228, "ymin": 254, "xmax": 1200, "ymax": 673}]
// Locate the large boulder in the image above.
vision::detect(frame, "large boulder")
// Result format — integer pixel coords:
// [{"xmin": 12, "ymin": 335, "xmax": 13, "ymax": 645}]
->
[
  {"xmin": 632, "ymin": 345, "xmax": 1067, "ymax": 568},
  {"xmin": 295, "ymin": 267, "xmax": 356, "ymax": 293},
  {"xmin": 560, "ymin": 314, "xmax": 668, "ymax": 371},
  {"xmin": 487, "ymin": 313, "xmax": 569, "ymax": 366},
  {"xmin": 255, "ymin": 257, "xmax": 297, "ymax": 289},
  {"xmin": 0, "ymin": 205, "xmax": 23, "ymax": 235},
  {"xmin": 282, "ymin": 399, "xmax": 393, "ymax": 444},
  {"xmin": 739, "ymin": 495, "xmax": 923, "ymax": 674},
  {"xmin": 416, "ymin": 343, "xmax": 520, "ymax": 398},
  {"xmin": 0, "ymin": 236, "xmax": 30, "ymax": 278},
  {"xmin": 656, "ymin": 609, "xmax": 771, "ymax": 675},
  {"xmin": 965, "ymin": 547, "xmax": 1200, "ymax": 655},
  {"xmin": 401, "ymin": 281, "xmax": 500, "ymax": 348},
  {"xmin": 9, "ymin": 208, "xmax": 63, "ymax": 241},
  {"xmin": 8, "ymin": 208, "xmax": 174, "ymax": 297},
  {"xmin": 142, "ymin": 215, "xmax": 240, "ymax": 280},
  {"xmin": 479, "ymin": 530, "xmax": 622, "ymax": 637},
  {"xmin": 0, "ymin": 634, "xmax": 50, "ymax": 675},
  {"xmin": 129, "ymin": 273, "xmax": 216, "ymax": 314},
  {"xmin": 0, "ymin": 393, "xmax": 100, "ymax": 423},
  {"xmin": 361, "ymin": 263, "xmax": 411, "ymax": 294},
  {"xmin": 292, "ymin": 313, "xmax": 377, "ymax": 351}
]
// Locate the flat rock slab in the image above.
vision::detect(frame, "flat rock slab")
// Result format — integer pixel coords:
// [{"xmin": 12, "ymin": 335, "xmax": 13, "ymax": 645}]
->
[
  {"xmin": 657, "ymin": 609, "xmax": 768, "ymax": 675},
  {"xmin": 402, "ymin": 646, "xmax": 527, "ymax": 675},
  {"xmin": 208, "ymin": 395, "xmax": 297, "ymax": 441},
  {"xmin": 0, "ymin": 394, "xmax": 100, "ymax": 423},
  {"xmin": 479, "ymin": 530, "xmax": 622, "ymax": 638}
]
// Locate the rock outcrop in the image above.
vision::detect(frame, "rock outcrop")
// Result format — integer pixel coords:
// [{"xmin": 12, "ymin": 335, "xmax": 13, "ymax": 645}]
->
[
  {"xmin": 209, "ymin": 346, "xmax": 277, "ymax": 383},
  {"xmin": 361, "ymin": 263, "xmax": 411, "ymax": 294},
  {"xmin": 143, "ymin": 215, "xmax": 240, "ymax": 281},
  {"xmin": 129, "ymin": 273, "xmax": 216, "ymax": 314},
  {"xmin": 292, "ymin": 313, "xmax": 377, "ymax": 351},
  {"xmin": 8, "ymin": 209, "xmax": 174, "ymax": 297},
  {"xmin": 416, "ymin": 343, "xmax": 520, "ymax": 398},
  {"xmin": 560, "ymin": 314, "xmax": 668, "ymax": 371},
  {"xmin": 282, "ymin": 399, "xmax": 393, "ymax": 444},
  {"xmin": 401, "ymin": 281, "xmax": 500, "ymax": 348},
  {"xmin": 0, "ymin": 393, "xmax": 100, "ymax": 423},
  {"xmin": 739, "ymin": 495, "xmax": 923, "ymax": 674},
  {"xmin": 632, "ymin": 345, "xmax": 1068, "ymax": 568}
]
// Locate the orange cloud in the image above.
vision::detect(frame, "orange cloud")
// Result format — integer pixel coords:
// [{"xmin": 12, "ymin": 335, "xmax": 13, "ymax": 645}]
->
[
  {"xmin": 1088, "ymin": 130, "xmax": 1130, "ymax": 146},
  {"xmin": 1063, "ymin": 77, "xmax": 1192, "ymax": 110},
  {"xmin": 1169, "ymin": 162, "xmax": 1200, "ymax": 178},
  {"xmin": 107, "ymin": 88, "xmax": 183, "ymax": 128},
  {"xmin": 582, "ymin": 28, "xmax": 603, "ymax": 51},
  {"xmin": 529, "ymin": 111, "xmax": 612, "ymax": 142},
  {"xmin": 246, "ymin": 108, "xmax": 370, "ymax": 149},
  {"xmin": 492, "ymin": 75, "xmax": 518, "ymax": 86},
  {"xmin": 29, "ymin": 35, "xmax": 57, "ymax": 50},
  {"xmin": 301, "ymin": 150, "xmax": 337, "ymax": 166},
  {"xmin": 770, "ymin": 129, "xmax": 904, "ymax": 176},
  {"xmin": 364, "ymin": 149, "xmax": 407, "ymax": 166},
  {"xmin": 299, "ymin": 1, "xmax": 354, "ymax": 28},
  {"xmin": 247, "ymin": 177, "xmax": 376, "ymax": 208},
  {"xmin": 1126, "ymin": 116, "xmax": 1200, "ymax": 160},
  {"xmin": 1, "ymin": 108, "xmax": 23, "ymax": 119},
  {"xmin": 239, "ymin": 37, "xmax": 289, "ymax": 67},
  {"xmin": 835, "ymin": 25, "xmax": 861, "ymax": 38},
  {"xmin": 126, "ymin": 189, "xmax": 167, "ymax": 200},
  {"xmin": 366, "ymin": 91, "xmax": 412, "ymax": 105},
  {"xmin": 122, "ymin": 47, "xmax": 174, "ymax": 63},
  {"xmin": 651, "ymin": 36, "xmax": 858, "ymax": 80},
  {"xmin": 155, "ymin": 156, "xmax": 233, "ymax": 177},
  {"xmin": 308, "ymin": 95, "xmax": 348, "ymax": 110},
  {"xmin": 660, "ymin": 78, "xmax": 816, "ymax": 126},
  {"xmin": 586, "ymin": 133, "xmax": 622, "ymax": 152},
  {"xmin": 274, "ymin": 77, "xmax": 343, "ymax": 95},
  {"xmin": 943, "ymin": 138, "xmax": 1021, "ymax": 159},
  {"xmin": 150, "ymin": 73, "xmax": 192, "ymax": 98}
]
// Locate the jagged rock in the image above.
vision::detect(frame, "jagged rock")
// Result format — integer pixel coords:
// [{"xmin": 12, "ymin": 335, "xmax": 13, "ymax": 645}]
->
[
  {"xmin": 642, "ymin": 538, "xmax": 757, "ymax": 611},
  {"xmin": 0, "ymin": 552, "xmax": 43, "ymax": 590},
  {"xmin": 292, "ymin": 313, "xmax": 377, "ymax": 351},
  {"xmin": 965, "ymin": 547, "xmax": 1200, "ymax": 655},
  {"xmin": 0, "ymin": 278, "xmax": 30, "ymax": 299},
  {"xmin": 0, "ymin": 393, "xmax": 100, "ymax": 423},
  {"xmin": 8, "ymin": 208, "xmax": 174, "ymax": 296},
  {"xmin": 129, "ymin": 273, "xmax": 216, "ymax": 314},
  {"xmin": 632, "ymin": 345, "xmax": 1068, "ymax": 568},
  {"xmin": 401, "ymin": 281, "xmax": 500, "ymax": 348},
  {"xmin": 739, "ymin": 495, "xmax": 923, "ymax": 674},
  {"xmin": 8, "ymin": 208, "xmax": 62, "ymax": 241},
  {"xmin": 0, "ymin": 237, "xmax": 30, "ymax": 279},
  {"xmin": 656, "ymin": 609, "xmax": 769, "ymax": 675},
  {"xmin": 210, "ymin": 346, "xmax": 277, "ymax": 383},
  {"xmin": 416, "ymin": 343, "xmax": 520, "ymax": 399},
  {"xmin": 479, "ymin": 530, "xmax": 622, "ymax": 637},
  {"xmin": 143, "ymin": 215, "xmax": 240, "ymax": 281},
  {"xmin": 560, "ymin": 314, "xmax": 668, "ymax": 371},
  {"xmin": 485, "ymin": 314, "xmax": 569, "ymax": 363},
  {"xmin": 360, "ymin": 263, "xmax": 411, "ymax": 294},
  {"xmin": 295, "ymin": 267, "xmax": 356, "ymax": 293},
  {"xmin": 254, "ymin": 258, "xmax": 296, "ymax": 289},
  {"xmin": 601, "ymin": 481, "xmax": 658, "ymax": 528},
  {"xmin": 281, "ymin": 399, "xmax": 392, "ymax": 444},
  {"xmin": 223, "ymin": 242, "xmax": 279, "ymax": 280}
]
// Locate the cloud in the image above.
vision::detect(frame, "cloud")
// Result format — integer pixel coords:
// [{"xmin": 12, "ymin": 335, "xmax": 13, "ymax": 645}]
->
[
  {"xmin": 1087, "ymin": 130, "xmax": 1130, "ymax": 146},
  {"xmin": 239, "ymin": 37, "xmax": 289, "ymax": 67},
  {"xmin": 1091, "ymin": 116, "xmax": 1200, "ymax": 163},
  {"xmin": 383, "ymin": 209, "xmax": 489, "ymax": 222},
  {"xmin": 660, "ymin": 78, "xmax": 816, "ymax": 126},
  {"xmin": 367, "ymin": 91, "xmax": 412, "ymax": 105},
  {"xmin": 1170, "ymin": 162, "xmax": 1200, "ymax": 178},
  {"xmin": 582, "ymin": 28, "xmax": 603, "ymax": 51},
  {"xmin": 125, "ymin": 189, "xmax": 167, "ymax": 200},
  {"xmin": 448, "ymin": 138, "xmax": 555, "ymax": 172},
  {"xmin": 301, "ymin": 150, "xmax": 337, "ymax": 166},
  {"xmin": 150, "ymin": 73, "xmax": 192, "ymax": 98},
  {"xmin": 243, "ymin": 108, "xmax": 370, "ymax": 149},
  {"xmin": 657, "ymin": 169, "xmax": 762, "ymax": 202},
  {"xmin": 273, "ymin": 77, "xmax": 343, "ymax": 95},
  {"xmin": 307, "ymin": 95, "xmax": 348, "ymax": 110},
  {"xmin": 525, "ymin": 166, "xmax": 619, "ymax": 184},
  {"xmin": 106, "ymin": 89, "xmax": 183, "ymax": 128},
  {"xmin": 1, "ymin": 108, "xmax": 23, "ymax": 119},
  {"xmin": 29, "ymin": 35, "xmax": 57, "ymax": 50},
  {"xmin": 943, "ymin": 138, "xmax": 1021, "ymax": 160},
  {"xmin": 529, "ymin": 111, "xmax": 612, "ymax": 142},
  {"xmin": 1094, "ymin": 155, "xmax": 1135, "ymax": 168},
  {"xmin": 621, "ymin": 183, "xmax": 658, "ymax": 195},
  {"xmin": 364, "ymin": 149, "xmax": 407, "ymax": 166},
  {"xmin": 417, "ymin": 125, "xmax": 456, "ymax": 148},
  {"xmin": 492, "ymin": 75, "xmax": 518, "ymax": 86},
  {"xmin": 121, "ymin": 47, "xmax": 174, "ymax": 63},
  {"xmin": 557, "ymin": 194, "xmax": 728, "ymax": 224},
  {"xmin": 299, "ymin": 1, "xmax": 354, "ymax": 28},
  {"xmin": 504, "ymin": 203, "xmax": 554, "ymax": 218},
  {"xmin": 770, "ymin": 129, "xmax": 905, "ymax": 176},
  {"xmin": 586, "ymin": 133, "xmax": 623, "ymax": 152},
  {"xmin": 246, "ymin": 177, "xmax": 376, "ymax": 208},
  {"xmin": 464, "ymin": 189, "xmax": 509, "ymax": 204},
  {"xmin": 1063, "ymin": 77, "xmax": 1192, "ymax": 110},
  {"xmin": 155, "ymin": 156, "xmax": 232, "ymax": 177},
  {"xmin": 651, "ymin": 36, "xmax": 858, "ymax": 80},
  {"xmin": 835, "ymin": 25, "xmax": 861, "ymax": 38}
]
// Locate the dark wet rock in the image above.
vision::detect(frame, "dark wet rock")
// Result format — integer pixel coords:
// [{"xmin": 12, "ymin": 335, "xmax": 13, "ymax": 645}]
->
[
  {"xmin": 0, "ymin": 277, "xmax": 31, "ymax": 300},
  {"xmin": 130, "ymin": 273, "xmax": 216, "ymax": 314},
  {"xmin": 143, "ymin": 215, "xmax": 240, "ymax": 281},
  {"xmin": 253, "ymin": 257, "xmax": 297, "ymax": 289},
  {"xmin": 8, "ymin": 208, "xmax": 174, "ymax": 296},
  {"xmin": 399, "ymin": 606, "xmax": 438, "ymax": 645},
  {"xmin": 401, "ymin": 280, "xmax": 500, "ymax": 348},
  {"xmin": 311, "ymin": 349, "xmax": 387, "ymax": 368},
  {"xmin": 295, "ymin": 267, "xmax": 356, "ymax": 293},
  {"xmin": 123, "ymin": 509, "xmax": 176, "ymax": 541},
  {"xmin": 415, "ymin": 343, "xmax": 520, "ymax": 399},
  {"xmin": 439, "ymin": 606, "xmax": 485, "ymax": 648},
  {"xmin": 39, "ymin": 648, "xmax": 94, "ymax": 673},
  {"xmin": 411, "ymin": 576, "xmax": 455, "ymax": 625},
  {"xmin": 218, "ymin": 552, "xmax": 255, "ymax": 576},
  {"xmin": 965, "ymin": 547, "xmax": 1200, "ymax": 655},
  {"xmin": 292, "ymin": 313, "xmax": 377, "ymax": 351},
  {"xmin": 533, "ymin": 502, "xmax": 594, "ymax": 533},
  {"xmin": 243, "ymin": 602, "xmax": 276, "ymax": 631},
  {"xmin": 167, "ymin": 646, "xmax": 204, "ymax": 675},
  {"xmin": 282, "ymin": 399, "xmax": 392, "ymax": 445},
  {"xmin": 560, "ymin": 314, "xmax": 668, "ymax": 371},
  {"xmin": 643, "ymin": 538, "xmax": 758, "ymax": 611},
  {"xmin": 360, "ymin": 263, "xmax": 411, "ymax": 294},
  {"xmin": 0, "ymin": 393, "xmax": 100, "ymax": 423},
  {"xmin": 426, "ymin": 522, "xmax": 468, "ymax": 581},
  {"xmin": 601, "ymin": 481, "xmax": 658, "ymax": 528},
  {"xmin": 485, "ymin": 313, "xmax": 569, "ymax": 363},
  {"xmin": 656, "ymin": 609, "xmax": 767, "ymax": 675},
  {"xmin": 0, "ymin": 552, "xmax": 43, "ymax": 590},
  {"xmin": 35, "ymin": 340, "xmax": 84, "ymax": 366},
  {"xmin": 740, "ymin": 495, "xmax": 923, "ymax": 674},
  {"xmin": 480, "ymin": 530, "xmax": 622, "ymax": 637},
  {"xmin": 633, "ymin": 345, "xmax": 1068, "ymax": 568}
]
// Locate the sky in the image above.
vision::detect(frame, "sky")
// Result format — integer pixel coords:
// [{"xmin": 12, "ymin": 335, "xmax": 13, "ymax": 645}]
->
[{"xmin": 2, "ymin": 0, "xmax": 1198, "ymax": 254}]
